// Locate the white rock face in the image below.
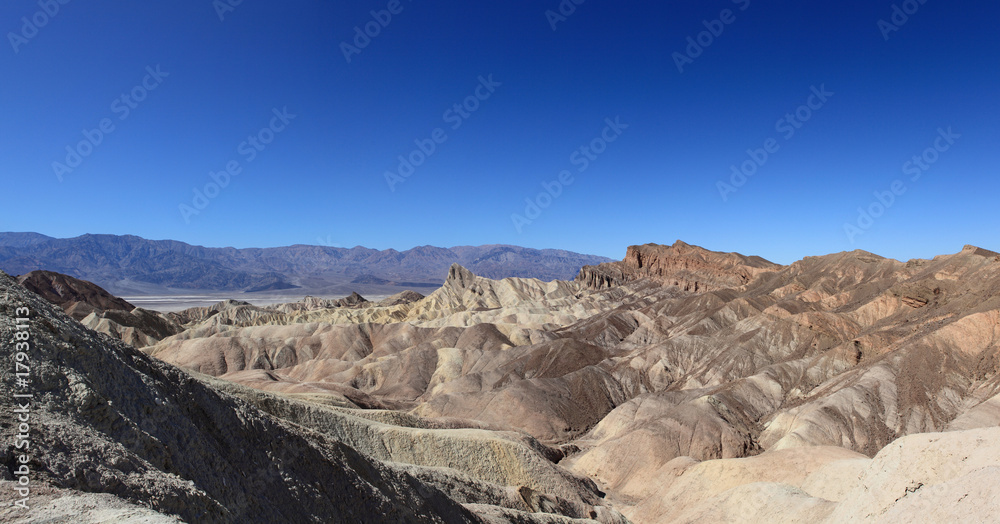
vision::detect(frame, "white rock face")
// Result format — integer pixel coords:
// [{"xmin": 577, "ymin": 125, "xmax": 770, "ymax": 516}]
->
[
  {"xmin": 823, "ymin": 426, "xmax": 1000, "ymax": 523},
  {"xmin": 617, "ymin": 426, "xmax": 1000, "ymax": 524}
]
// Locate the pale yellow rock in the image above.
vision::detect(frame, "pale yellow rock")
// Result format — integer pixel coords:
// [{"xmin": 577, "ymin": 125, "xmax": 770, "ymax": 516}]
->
[
  {"xmin": 619, "ymin": 446, "xmax": 864, "ymax": 522},
  {"xmin": 823, "ymin": 426, "xmax": 1000, "ymax": 522}
]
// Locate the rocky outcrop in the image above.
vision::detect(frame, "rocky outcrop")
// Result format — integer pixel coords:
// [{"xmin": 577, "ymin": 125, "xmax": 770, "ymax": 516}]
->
[
  {"xmin": 378, "ymin": 289, "xmax": 426, "ymax": 306},
  {"xmin": 270, "ymin": 292, "xmax": 370, "ymax": 314},
  {"xmin": 18, "ymin": 270, "xmax": 182, "ymax": 347},
  {"xmin": 17, "ymin": 269, "xmax": 136, "ymax": 320},
  {"xmin": 576, "ymin": 241, "xmax": 779, "ymax": 291},
  {"xmin": 81, "ymin": 307, "xmax": 184, "ymax": 348},
  {"xmin": 166, "ymin": 299, "xmax": 255, "ymax": 325},
  {"xmin": 961, "ymin": 244, "xmax": 1000, "ymax": 258},
  {"xmin": 575, "ymin": 264, "xmax": 630, "ymax": 290}
]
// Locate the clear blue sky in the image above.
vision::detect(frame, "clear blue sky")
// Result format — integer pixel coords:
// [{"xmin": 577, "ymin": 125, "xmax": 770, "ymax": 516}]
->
[{"xmin": 1, "ymin": 0, "xmax": 997, "ymax": 264}]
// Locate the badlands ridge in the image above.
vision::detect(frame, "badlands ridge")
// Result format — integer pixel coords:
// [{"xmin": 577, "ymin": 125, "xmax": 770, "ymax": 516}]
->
[{"xmin": 3, "ymin": 241, "xmax": 1000, "ymax": 522}]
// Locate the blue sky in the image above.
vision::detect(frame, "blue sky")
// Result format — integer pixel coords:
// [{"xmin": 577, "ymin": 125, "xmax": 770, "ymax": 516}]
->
[{"xmin": 1, "ymin": 0, "xmax": 997, "ymax": 264}]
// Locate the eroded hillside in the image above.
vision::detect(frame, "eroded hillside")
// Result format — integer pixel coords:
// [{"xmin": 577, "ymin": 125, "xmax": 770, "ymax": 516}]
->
[{"xmin": 7, "ymin": 241, "xmax": 1000, "ymax": 523}]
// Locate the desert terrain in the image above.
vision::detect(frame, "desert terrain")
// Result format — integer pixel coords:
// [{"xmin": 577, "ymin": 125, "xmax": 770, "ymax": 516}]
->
[{"xmin": 4, "ymin": 241, "xmax": 1000, "ymax": 522}]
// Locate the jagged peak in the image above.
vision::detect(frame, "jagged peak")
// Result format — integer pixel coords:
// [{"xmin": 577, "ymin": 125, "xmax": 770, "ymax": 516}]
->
[{"xmin": 446, "ymin": 263, "xmax": 477, "ymax": 288}]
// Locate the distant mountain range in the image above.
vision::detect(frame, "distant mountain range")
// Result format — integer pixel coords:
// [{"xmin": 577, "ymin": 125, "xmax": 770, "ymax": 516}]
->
[{"xmin": 0, "ymin": 233, "xmax": 613, "ymax": 295}]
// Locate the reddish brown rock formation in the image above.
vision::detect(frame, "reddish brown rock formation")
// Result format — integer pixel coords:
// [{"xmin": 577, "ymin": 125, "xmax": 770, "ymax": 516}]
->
[
  {"xmin": 17, "ymin": 269, "xmax": 135, "ymax": 320},
  {"xmin": 576, "ymin": 241, "xmax": 780, "ymax": 291}
]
